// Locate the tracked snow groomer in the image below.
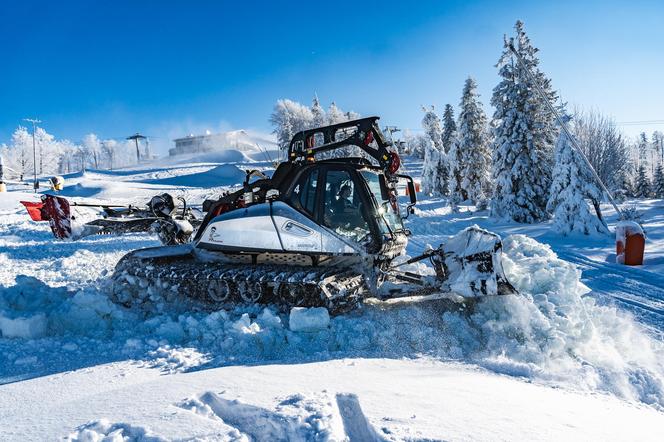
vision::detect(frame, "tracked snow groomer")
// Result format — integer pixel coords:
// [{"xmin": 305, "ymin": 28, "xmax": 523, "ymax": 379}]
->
[
  {"xmin": 22, "ymin": 193, "xmax": 202, "ymax": 245},
  {"xmin": 111, "ymin": 117, "xmax": 516, "ymax": 314}
]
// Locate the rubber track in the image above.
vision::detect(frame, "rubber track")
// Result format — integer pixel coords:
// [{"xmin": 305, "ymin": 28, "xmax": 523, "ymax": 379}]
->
[{"xmin": 111, "ymin": 255, "xmax": 368, "ymax": 315}]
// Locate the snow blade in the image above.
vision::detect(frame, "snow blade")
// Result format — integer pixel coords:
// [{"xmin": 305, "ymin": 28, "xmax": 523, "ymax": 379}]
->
[
  {"xmin": 436, "ymin": 226, "xmax": 517, "ymax": 298},
  {"xmin": 20, "ymin": 201, "xmax": 45, "ymax": 222},
  {"xmin": 41, "ymin": 194, "xmax": 72, "ymax": 239}
]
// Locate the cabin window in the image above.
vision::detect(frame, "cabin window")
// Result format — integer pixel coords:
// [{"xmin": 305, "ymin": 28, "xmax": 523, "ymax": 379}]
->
[
  {"xmin": 323, "ymin": 169, "xmax": 371, "ymax": 243},
  {"xmin": 289, "ymin": 169, "xmax": 319, "ymax": 217}
]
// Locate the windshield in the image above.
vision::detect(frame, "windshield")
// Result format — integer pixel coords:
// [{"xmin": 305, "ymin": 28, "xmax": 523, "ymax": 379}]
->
[{"xmin": 360, "ymin": 170, "xmax": 403, "ymax": 234}]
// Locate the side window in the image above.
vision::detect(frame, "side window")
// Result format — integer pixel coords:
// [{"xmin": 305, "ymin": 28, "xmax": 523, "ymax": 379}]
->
[
  {"xmin": 289, "ymin": 169, "xmax": 319, "ymax": 217},
  {"xmin": 323, "ymin": 169, "xmax": 372, "ymax": 243}
]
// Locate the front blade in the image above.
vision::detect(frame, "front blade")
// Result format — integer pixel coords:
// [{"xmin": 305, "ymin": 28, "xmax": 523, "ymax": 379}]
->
[
  {"xmin": 41, "ymin": 195, "xmax": 72, "ymax": 239},
  {"xmin": 438, "ymin": 225, "xmax": 517, "ymax": 298}
]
